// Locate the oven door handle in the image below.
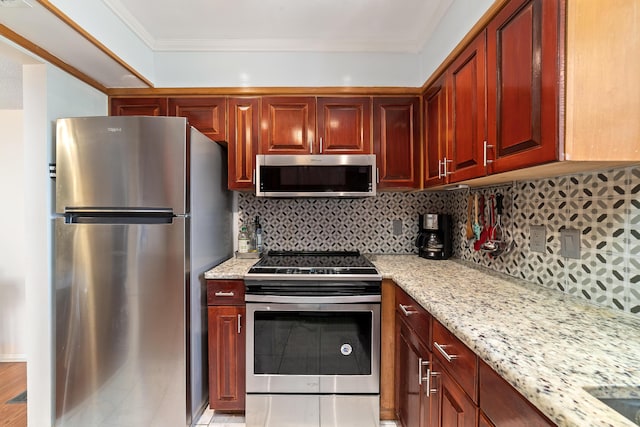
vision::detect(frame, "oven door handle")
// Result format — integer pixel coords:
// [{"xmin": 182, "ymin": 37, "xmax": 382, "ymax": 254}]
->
[{"xmin": 245, "ymin": 294, "xmax": 381, "ymax": 304}]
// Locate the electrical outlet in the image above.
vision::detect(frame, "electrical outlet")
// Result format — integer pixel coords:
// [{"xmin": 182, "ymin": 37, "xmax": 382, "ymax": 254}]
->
[
  {"xmin": 392, "ymin": 219, "xmax": 403, "ymax": 236},
  {"xmin": 560, "ymin": 228, "xmax": 581, "ymax": 259},
  {"xmin": 530, "ymin": 225, "xmax": 546, "ymax": 253}
]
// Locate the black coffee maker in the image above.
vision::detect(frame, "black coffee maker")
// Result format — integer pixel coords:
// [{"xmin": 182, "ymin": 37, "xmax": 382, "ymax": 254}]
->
[{"xmin": 415, "ymin": 214, "xmax": 453, "ymax": 260}]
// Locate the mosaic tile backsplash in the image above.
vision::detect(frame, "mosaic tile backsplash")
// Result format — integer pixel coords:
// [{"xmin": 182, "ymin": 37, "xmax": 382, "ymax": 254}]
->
[{"xmin": 238, "ymin": 165, "xmax": 640, "ymax": 315}]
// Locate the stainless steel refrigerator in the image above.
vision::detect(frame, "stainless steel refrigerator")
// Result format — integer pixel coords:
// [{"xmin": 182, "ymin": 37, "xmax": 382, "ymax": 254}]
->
[{"xmin": 53, "ymin": 116, "xmax": 232, "ymax": 427}]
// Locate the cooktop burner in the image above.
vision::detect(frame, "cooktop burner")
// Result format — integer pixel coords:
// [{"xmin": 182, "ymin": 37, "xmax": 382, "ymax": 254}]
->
[{"xmin": 245, "ymin": 250, "xmax": 381, "ymax": 279}]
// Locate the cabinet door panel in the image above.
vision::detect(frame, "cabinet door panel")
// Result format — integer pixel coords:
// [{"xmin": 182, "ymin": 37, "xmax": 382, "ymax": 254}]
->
[
  {"xmin": 110, "ymin": 97, "xmax": 167, "ymax": 116},
  {"xmin": 447, "ymin": 31, "xmax": 487, "ymax": 182},
  {"xmin": 431, "ymin": 359, "xmax": 477, "ymax": 427},
  {"xmin": 487, "ymin": 0, "xmax": 560, "ymax": 173},
  {"xmin": 318, "ymin": 97, "xmax": 371, "ymax": 154},
  {"xmin": 396, "ymin": 320, "xmax": 423, "ymax": 427},
  {"xmin": 168, "ymin": 97, "xmax": 227, "ymax": 141},
  {"xmin": 374, "ymin": 97, "xmax": 420, "ymax": 189},
  {"xmin": 261, "ymin": 97, "xmax": 316, "ymax": 154},
  {"xmin": 228, "ymin": 97, "xmax": 259, "ymax": 190},
  {"xmin": 424, "ymin": 77, "xmax": 447, "ymax": 187},
  {"xmin": 208, "ymin": 306, "xmax": 245, "ymax": 411}
]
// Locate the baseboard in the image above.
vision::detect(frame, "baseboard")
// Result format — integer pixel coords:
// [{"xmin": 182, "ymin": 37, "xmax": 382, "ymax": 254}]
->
[{"xmin": 0, "ymin": 354, "xmax": 27, "ymax": 362}]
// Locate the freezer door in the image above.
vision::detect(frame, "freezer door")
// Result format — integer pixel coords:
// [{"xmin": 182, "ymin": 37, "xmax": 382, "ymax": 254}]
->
[
  {"xmin": 56, "ymin": 116, "xmax": 187, "ymax": 214},
  {"xmin": 54, "ymin": 216, "xmax": 187, "ymax": 427}
]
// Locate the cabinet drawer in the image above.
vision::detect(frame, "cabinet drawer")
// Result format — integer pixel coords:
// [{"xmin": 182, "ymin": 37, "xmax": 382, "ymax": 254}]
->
[
  {"xmin": 395, "ymin": 286, "xmax": 430, "ymax": 347},
  {"xmin": 207, "ymin": 280, "xmax": 245, "ymax": 305},
  {"xmin": 432, "ymin": 319, "xmax": 478, "ymax": 402},
  {"xmin": 479, "ymin": 360, "xmax": 555, "ymax": 426}
]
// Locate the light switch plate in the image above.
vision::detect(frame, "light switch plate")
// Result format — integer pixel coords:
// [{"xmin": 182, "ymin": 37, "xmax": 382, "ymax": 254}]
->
[
  {"xmin": 530, "ymin": 225, "xmax": 546, "ymax": 253},
  {"xmin": 561, "ymin": 228, "xmax": 581, "ymax": 259},
  {"xmin": 392, "ymin": 219, "xmax": 403, "ymax": 236}
]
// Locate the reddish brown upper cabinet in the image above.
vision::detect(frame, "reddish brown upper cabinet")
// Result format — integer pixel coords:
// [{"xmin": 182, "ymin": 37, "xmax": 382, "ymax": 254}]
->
[
  {"xmin": 317, "ymin": 97, "xmax": 372, "ymax": 154},
  {"xmin": 446, "ymin": 31, "xmax": 487, "ymax": 183},
  {"xmin": 423, "ymin": 76, "xmax": 448, "ymax": 188},
  {"xmin": 207, "ymin": 280, "xmax": 245, "ymax": 412},
  {"xmin": 373, "ymin": 97, "xmax": 420, "ymax": 189},
  {"xmin": 486, "ymin": 0, "xmax": 560, "ymax": 173},
  {"xmin": 110, "ymin": 97, "xmax": 168, "ymax": 116},
  {"xmin": 228, "ymin": 97, "xmax": 260, "ymax": 191},
  {"xmin": 260, "ymin": 96, "xmax": 316, "ymax": 154},
  {"xmin": 168, "ymin": 97, "xmax": 227, "ymax": 141}
]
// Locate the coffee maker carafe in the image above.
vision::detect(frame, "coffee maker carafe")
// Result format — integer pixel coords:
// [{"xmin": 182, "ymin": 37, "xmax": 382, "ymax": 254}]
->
[{"xmin": 416, "ymin": 214, "xmax": 452, "ymax": 260}]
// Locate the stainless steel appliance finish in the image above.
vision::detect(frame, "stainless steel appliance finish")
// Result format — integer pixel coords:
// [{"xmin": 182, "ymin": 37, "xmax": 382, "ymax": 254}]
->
[
  {"xmin": 245, "ymin": 300, "xmax": 381, "ymax": 394},
  {"xmin": 255, "ymin": 154, "xmax": 377, "ymax": 198},
  {"xmin": 246, "ymin": 394, "xmax": 379, "ymax": 427},
  {"xmin": 244, "ymin": 251, "xmax": 381, "ymax": 427},
  {"xmin": 54, "ymin": 116, "xmax": 233, "ymax": 427}
]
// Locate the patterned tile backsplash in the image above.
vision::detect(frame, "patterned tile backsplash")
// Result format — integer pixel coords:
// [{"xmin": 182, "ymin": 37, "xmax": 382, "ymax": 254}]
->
[{"xmin": 238, "ymin": 165, "xmax": 640, "ymax": 315}]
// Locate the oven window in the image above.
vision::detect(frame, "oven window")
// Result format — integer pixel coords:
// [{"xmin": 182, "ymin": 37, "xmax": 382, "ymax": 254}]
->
[{"xmin": 253, "ymin": 311, "xmax": 372, "ymax": 375}]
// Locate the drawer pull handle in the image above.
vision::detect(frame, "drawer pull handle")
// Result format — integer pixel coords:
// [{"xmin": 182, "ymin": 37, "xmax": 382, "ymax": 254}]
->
[
  {"xmin": 434, "ymin": 341, "xmax": 457, "ymax": 362},
  {"xmin": 214, "ymin": 291, "xmax": 235, "ymax": 297},
  {"xmin": 399, "ymin": 304, "xmax": 417, "ymax": 316}
]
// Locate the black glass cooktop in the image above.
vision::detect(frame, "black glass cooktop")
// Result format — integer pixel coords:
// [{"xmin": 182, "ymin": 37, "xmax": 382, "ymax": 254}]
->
[{"xmin": 247, "ymin": 250, "xmax": 379, "ymax": 275}]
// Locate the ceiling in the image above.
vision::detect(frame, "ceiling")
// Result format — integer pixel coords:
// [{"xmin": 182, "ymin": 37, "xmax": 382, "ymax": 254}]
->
[
  {"xmin": 104, "ymin": 0, "xmax": 454, "ymax": 53},
  {"xmin": 0, "ymin": 0, "xmax": 457, "ymax": 102}
]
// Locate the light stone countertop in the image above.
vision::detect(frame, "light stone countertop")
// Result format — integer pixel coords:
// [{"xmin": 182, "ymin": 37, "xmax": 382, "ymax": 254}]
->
[{"xmin": 204, "ymin": 254, "xmax": 640, "ymax": 427}]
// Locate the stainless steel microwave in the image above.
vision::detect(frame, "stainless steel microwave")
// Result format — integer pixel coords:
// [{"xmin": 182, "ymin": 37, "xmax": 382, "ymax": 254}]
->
[{"xmin": 255, "ymin": 154, "xmax": 377, "ymax": 198}]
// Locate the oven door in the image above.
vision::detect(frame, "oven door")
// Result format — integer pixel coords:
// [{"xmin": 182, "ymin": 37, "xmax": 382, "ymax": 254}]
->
[{"xmin": 246, "ymin": 300, "xmax": 380, "ymax": 395}]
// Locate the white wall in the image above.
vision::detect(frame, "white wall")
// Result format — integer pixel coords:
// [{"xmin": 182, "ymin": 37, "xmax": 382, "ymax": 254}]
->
[
  {"xmin": 47, "ymin": 0, "xmax": 495, "ymax": 88},
  {"xmin": 0, "ymin": 109, "xmax": 26, "ymax": 361},
  {"xmin": 417, "ymin": 0, "xmax": 495, "ymax": 82},
  {"xmin": 24, "ymin": 63, "xmax": 107, "ymax": 427}
]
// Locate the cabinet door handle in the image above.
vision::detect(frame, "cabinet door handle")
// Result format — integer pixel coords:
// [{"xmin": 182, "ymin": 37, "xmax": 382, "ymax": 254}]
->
[
  {"xmin": 319, "ymin": 137, "xmax": 323, "ymax": 153},
  {"xmin": 309, "ymin": 139, "xmax": 313, "ymax": 154},
  {"xmin": 430, "ymin": 370, "xmax": 440, "ymax": 395},
  {"xmin": 399, "ymin": 304, "xmax": 417, "ymax": 316},
  {"xmin": 418, "ymin": 358, "xmax": 431, "ymax": 393},
  {"xmin": 433, "ymin": 341, "xmax": 458, "ymax": 362},
  {"xmin": 438, "ymin": 160, "xmax": 444, "ymax": 179},
  {"xmin": 483, "ymin": 140, "xmax": 494, "ymax": 167},
  {"xmin": 376, "ymin": 167, "xmax": 380, "ymax": 184},
  {"xmin": 214, "ymin": 291, "xmax": 235, "ymax": 297},
  {"xmin": 252, "ymin": 169, "xmax": 256, "ymax": 184},
  {"xmin": 237, "ymin": 314, "xmax": 242, "ymax": 334},
  {"xmin": 444, "ymin": 157, "xmax": 452, "ymax": 176}
]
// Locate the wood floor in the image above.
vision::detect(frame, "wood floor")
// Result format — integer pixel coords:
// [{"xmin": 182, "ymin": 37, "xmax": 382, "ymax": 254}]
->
[{"xmin": 0, "ymin": 362, "xmax": 26, "ymax": 427}]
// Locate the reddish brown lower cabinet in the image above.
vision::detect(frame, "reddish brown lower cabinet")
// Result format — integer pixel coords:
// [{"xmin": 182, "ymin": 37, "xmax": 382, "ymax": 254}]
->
[
  {"xmin": 395, "ymin": 286, "xmax": 432, "ymax": 427},
  {"xmin": 430, "ymin": 358, "xmax": 477, "ymax": 427},
  {"xmin": 479, "ymin": 360, "xmax": 555, "ymax": 426},
  {"xmin": 207, "ymin": 280, "xmax": 245, "ymax": 412}
]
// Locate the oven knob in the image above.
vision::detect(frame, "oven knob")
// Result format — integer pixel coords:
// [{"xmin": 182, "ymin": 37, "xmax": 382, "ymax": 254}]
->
[{"xmin": 340, "ymin": 343, "xmax": 353, "ymax": 356}]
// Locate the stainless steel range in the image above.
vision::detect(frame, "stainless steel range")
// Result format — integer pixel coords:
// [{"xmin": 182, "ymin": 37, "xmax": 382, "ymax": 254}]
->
[{"xmin": 244, "ymin": 251, "xmax": 382, "ymax": 427}]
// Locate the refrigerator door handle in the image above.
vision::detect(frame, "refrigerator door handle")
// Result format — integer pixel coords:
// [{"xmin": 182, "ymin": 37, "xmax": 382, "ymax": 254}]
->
[
  {"xmin": 64, "ymin": 208, "xmax": 174, "ymax": 214},
  {"xmin": 65, "ymin": 211, "xmax": 174, "ymax": 224}
]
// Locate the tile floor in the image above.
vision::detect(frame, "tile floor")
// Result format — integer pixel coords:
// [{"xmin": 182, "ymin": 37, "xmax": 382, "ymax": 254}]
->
[{"xmin": 195, "ymin": 407, "xmax": 399, "ymax": 427}]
